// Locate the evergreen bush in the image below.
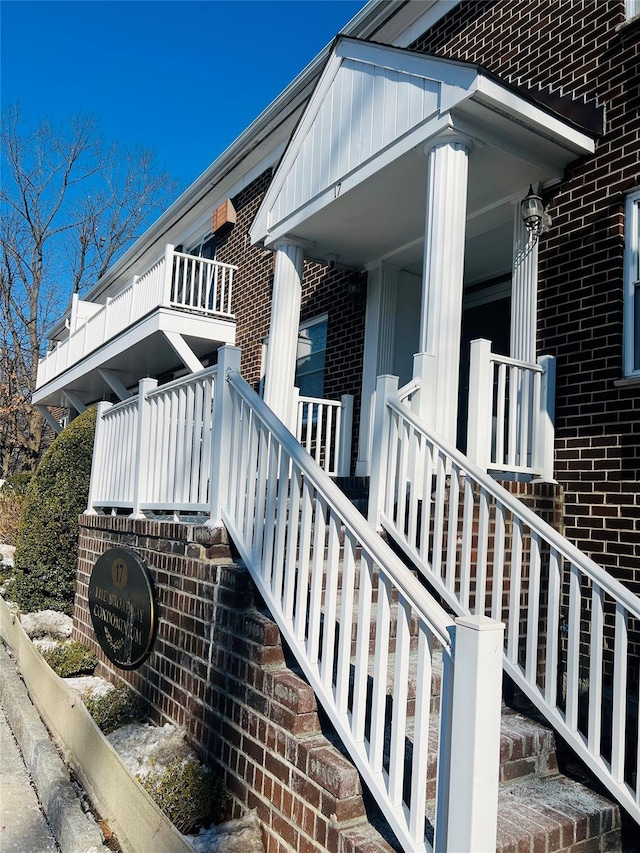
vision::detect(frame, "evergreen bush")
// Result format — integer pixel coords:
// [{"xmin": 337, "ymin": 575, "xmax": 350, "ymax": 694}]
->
[
  {"xmin": 13, "ymin": 408, "xmax": 96, "ymax": 614},
  {"xmin": 84, "ymin": 684, "xmax": 147, "ymax": 734},
  {"xmin": 42, "ymin": 640, "xmax": 98, "ymax": 677},
  {"xmin": 138, "ymin": 757, "xmax": 227, "ymax": 833}
]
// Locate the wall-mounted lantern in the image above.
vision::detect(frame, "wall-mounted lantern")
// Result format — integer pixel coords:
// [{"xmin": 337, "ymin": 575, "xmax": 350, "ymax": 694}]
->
[{"xmin": 520, "ymin": 184, "xmax": 548, "ymax": 237}]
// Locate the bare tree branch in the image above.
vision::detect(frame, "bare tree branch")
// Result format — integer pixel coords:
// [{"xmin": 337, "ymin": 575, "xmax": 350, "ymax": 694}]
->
[{"xmin": 0, "ymin": 103, "xmax": 178, "ymax": 476}]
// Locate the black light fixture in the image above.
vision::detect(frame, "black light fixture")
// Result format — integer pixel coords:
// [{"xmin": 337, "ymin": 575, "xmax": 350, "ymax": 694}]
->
[{"xmin": 520, "ymin": 184, "xmax": 546, "ymax": 236}]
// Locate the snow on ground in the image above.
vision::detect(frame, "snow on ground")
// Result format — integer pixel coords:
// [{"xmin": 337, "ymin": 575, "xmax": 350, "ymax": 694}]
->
[
  {"xmin": 9, "ymin": 604, "xmax": 265, "ymax": 852},
  {"xmin": 65, "ymin": 674, "xmax": 114, "ymax": 699},
  {"xmin": 0, "ymin": 543, "xmax": 15, "ymax": 567},
  {"xmin": 107, "ymin": 721, "xmax": 193, "ymax": 779},
  {"xmin": 58, "ymin": 672, "xmax": 265, "ymax": 851},
  {"xmin": 21, "ymin": 609, "xmax": 73, "ymax": 638},
  {"xmin": 189, "ymin": 810, "xmax": 264, "ymax": 853}
]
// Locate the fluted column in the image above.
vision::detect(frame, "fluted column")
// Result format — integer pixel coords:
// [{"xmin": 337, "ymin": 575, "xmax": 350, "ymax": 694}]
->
[
  {"xmin": 263, "ymin": 240, "xmax": 305, "ymax": 430},
  {"xmin": 356, "ymin": 262, "xmax": 398, "ymax": 475},
  {"xmin": 417, "ymin": 133, "xmax": 471, "ymax": 443},
  {"xmin": 510, "ymin": 203, "xmax": 539, "ymax": 363}
]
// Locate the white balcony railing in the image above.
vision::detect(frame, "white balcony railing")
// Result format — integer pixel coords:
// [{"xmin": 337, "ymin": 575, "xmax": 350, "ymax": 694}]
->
[
  {"xmin": 36, "ymin": 245, "xmax": 237, "ymax": 389},
  {"xmin": 466, "ymin": 338, "xmax": 556, "ymax": 480},
  {"xmin": 294, "ymin": 391, "xmax": 353, "ymax": 477}
]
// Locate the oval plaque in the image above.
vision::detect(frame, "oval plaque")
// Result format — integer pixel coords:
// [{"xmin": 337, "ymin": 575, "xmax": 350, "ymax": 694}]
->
[{"xmin": 88, "ymin": 547, "xmax": 157, "ymax": 669}]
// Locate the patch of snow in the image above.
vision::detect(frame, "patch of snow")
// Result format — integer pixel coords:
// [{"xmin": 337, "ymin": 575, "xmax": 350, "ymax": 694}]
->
[
  {"xmin": 107, "ymin": 722, "xmax": 193, "ymax": 779},
  {"xmin": 65, "ymin": 675, "xmax": 114, "ymax": 699},
  {"xmin": 106, "ymin": 722, "xmax": 265, "ymax": 853},
  {"xmin": 187, "ymin": 810, "xmax": 264, "ymax": 853},
  {"xmin": 21, "ymin": 609, "xmax": 73, "ymax": 640},
  {"xmin": 0, "ymin": 543, "xmax": 15, "ymax": 566}
]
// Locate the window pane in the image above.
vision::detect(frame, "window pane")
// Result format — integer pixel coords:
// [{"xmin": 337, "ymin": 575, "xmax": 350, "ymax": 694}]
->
[{"xmin": 296, "ymin": 319, "xmax": 327, "ymax": 398}]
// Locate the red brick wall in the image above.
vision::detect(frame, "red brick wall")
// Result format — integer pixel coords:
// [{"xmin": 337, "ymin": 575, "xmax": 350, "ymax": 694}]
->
[
  {"xmin": 412, "ymin": 0, "xmax": 640, "ymax": 595},
  {"xmin": 73, "ymin": 515, "xmax": 395, "ymax": 853}
]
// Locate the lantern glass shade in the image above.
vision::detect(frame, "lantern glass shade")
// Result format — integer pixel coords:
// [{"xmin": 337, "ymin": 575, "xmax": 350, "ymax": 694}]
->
[{"xmin": 521, "ymin": 185, "xmax": 545, "ymax": 233}]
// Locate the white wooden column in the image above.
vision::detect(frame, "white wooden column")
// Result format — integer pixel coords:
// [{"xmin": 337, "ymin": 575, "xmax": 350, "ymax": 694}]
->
[
  {"xmin": 263, "ymin": 239, "xmax": 305, "ymax": 431},
  {"xmin": 510, "ymin": 203, "xmax": 539, "ymax": 363},
  {"xmin": 356, "ymin": 262, "xmax": 398, "ymax": 476},
  {"xmin": 416, "ymin": 133, "xmax": 471, "ymax": 443}
]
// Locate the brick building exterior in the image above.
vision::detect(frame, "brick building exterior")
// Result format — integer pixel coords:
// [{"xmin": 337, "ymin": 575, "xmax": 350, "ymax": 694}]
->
[
  {"xmin": 34, "ymin": 0, "xmax": 640, "ymax": 849},
  {"xmin": 409, "ymin": 0, "xmax": 640, "ymax": 596}
]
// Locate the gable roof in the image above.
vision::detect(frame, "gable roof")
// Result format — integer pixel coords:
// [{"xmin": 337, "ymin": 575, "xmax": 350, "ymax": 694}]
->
[{"xmin": 250, "ymin": 37, "xmax": 596, "ymax": 248}]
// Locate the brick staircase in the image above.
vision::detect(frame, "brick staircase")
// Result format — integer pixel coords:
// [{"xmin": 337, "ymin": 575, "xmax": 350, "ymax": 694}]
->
[{"xmin": 291, "ymin": 530, "xmax": 627, "ymax": 853}]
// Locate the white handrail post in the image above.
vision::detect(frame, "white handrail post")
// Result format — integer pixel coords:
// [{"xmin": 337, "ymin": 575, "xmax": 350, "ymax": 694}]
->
[
  {"xmin": 163, "ymin": 243, "xmax": 175, "ymax": 306},
  {"xmin": 534, "ymin": 353, "xmax": 556, "ymax": 482},
  {"xmin": 368, "ymin": 374, "xmax": 399, "ymax": 529},
  {"xmin": 86, "ymin": 401, "xmax": 112, "ymax": 514},
  {"xmin": 131, "ymin": 377, "xmax": 157, "ymax": 518},
  {"xmin": 437, "ymin": 615, "xmax": 504, "ymax": 853},
  {"xmin": 208, "ymin": 345, "xmax": 242, "ymax": 526},
  {"xmin": 467, "ymin": 338, "xmax": 493, "ymax": 471},
  {"xmin": 338, "ymin": 394, "xmax": 354, "ymax": 477},
  {"xmin": 291, "ymin": 387, "xmax": 301, "ymax": 441}
]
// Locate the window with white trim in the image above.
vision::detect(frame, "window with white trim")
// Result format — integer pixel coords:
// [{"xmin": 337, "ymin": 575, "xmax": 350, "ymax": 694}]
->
[
  {"xmin": 626, "ymin": 0, "xmax": 640, "ymax": 20},
  {"xmin": 624, "ymin": 189, "xmax": 640, "ymax": 376},
  {"xmin": 295, "ymin": 315, "xmax": 327, "ymax": 399}
]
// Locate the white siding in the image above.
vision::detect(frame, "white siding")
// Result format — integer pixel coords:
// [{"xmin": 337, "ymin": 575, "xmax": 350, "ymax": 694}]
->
[{"xmin": 272, "ymin": 58, "xmax": 440, "ymax": 225}]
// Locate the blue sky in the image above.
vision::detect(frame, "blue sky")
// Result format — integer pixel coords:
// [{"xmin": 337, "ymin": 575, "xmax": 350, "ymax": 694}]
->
[{"xmin": 1, "ymin": 0, "xmax": 365, "ymax": 190}]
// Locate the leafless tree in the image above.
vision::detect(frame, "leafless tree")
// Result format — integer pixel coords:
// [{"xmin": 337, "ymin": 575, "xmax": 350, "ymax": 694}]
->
[{"xmin": 0, "ymin": 104, "xmax": 178, "ymax": 477}]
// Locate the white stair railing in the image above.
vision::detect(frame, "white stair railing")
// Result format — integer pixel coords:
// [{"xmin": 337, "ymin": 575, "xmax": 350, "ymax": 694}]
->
[
  {"xmin": 370, "ymin": 373, "xmax": 640, "ymax": 827},
  {"xmin": 218, "ymin": 359, "xmax": 504, "ymax": 853}
]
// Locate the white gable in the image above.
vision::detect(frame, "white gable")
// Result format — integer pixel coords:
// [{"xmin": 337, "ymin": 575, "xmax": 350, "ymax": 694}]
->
[
  {"xmin": 251, "ymin": 37, "xmax": 596, "ymax": 249},
  {"xmin": 251, "ymin": 38, "xmax": 478, "ymax": 245},
  {"xmin": 271, "ymin": 58, "xmax": 440, "ymax": 227}
]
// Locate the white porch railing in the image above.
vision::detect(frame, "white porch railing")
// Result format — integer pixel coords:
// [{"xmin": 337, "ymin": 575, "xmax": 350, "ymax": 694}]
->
[
  {"xmin": 467, "ymin": 338, "xmax": 555, "ymax": 480},
  {"xmin": 294, "ymin": 391, "xmax": 353, "ymax": 477},
  {"xmin": 87, "ymin": 366, "xmax": 217, "ymax": 517},
  {"xmin": 36, "ymin": 245, "xmax": 237, "ymax": 388},
  {"xmin": 370, "ymin": 374, "xmax": 640, "ymax": 827}
]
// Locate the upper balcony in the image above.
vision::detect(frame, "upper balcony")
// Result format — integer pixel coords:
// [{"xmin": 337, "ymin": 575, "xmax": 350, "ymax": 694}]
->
[{"xmin": 33, "ymin": 245, "xmax": 237, "ymax": 410}]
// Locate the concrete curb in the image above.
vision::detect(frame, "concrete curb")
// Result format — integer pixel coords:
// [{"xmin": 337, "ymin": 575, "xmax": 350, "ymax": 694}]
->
[
  {"xmin": 0, "ymin": 642, "xmax": 104, "ymax": 853},
  {"xmin": 0, "ymin": 597, "xmax": 194, "ymax": 853}
]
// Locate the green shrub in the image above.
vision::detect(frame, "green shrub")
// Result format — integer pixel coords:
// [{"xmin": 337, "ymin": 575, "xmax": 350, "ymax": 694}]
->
[
  {"xmin": 42, "ymin": 640, "xmax": 98, "ymax": 677},
  {"xmin": 1, "ymin": 472, "xmax": 34, "ymax": 496},
  {"xmin": 13, "ymin": 408, "xmax": 96, "ymax": 614},
  {"xmin": 84, "ymin": 684, "xmax": 147, "ymax": 734},
  {"xmin": 137, "ymin": 757, "xmax": 227, "ymax": 834}
]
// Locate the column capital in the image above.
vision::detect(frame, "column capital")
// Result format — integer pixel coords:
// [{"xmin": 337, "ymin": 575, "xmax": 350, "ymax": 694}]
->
[
  {"xmin": 364, "ymin": 259, "xmax": 400, "ymax": 274},
  {"xmin": 423, "ymin": 128, "xmax": 474, "ymax": 157},
  {"xmin": 271, "ymin": 235, "xmax": 315, "ymax": 253}
]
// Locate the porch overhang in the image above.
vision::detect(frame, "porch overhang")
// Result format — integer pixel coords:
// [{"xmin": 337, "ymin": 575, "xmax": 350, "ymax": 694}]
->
[
  {"xmin": 250, "ymin": 37, "xmax": 597, "ymax": 270},
  {"xmin": 32, "ymin": 307, "xmax": 235, "ymax": 409}
]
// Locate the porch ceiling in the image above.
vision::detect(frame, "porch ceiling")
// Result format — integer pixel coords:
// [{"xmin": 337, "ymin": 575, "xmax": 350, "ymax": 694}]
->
[
  {"xmin": 250, "ymin": 37, "xmax": 597, "ymax": 276},
  {"xmin": 33, "ymin": 310, "xmax": 235, "ymax": 409}
]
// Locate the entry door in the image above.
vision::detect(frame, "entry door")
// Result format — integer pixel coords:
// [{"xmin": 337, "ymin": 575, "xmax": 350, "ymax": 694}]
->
[{"xmin": 457, "ymin": 279, "xmax": 511, "ymax": 450}]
